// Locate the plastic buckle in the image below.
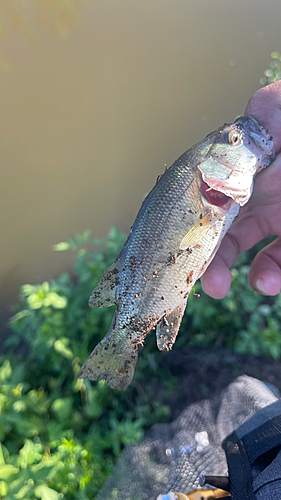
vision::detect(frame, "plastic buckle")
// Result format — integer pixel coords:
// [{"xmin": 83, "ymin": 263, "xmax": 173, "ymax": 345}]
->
[{"xmin": 156, "ymin": 488, "xmax": 231, "ymax": 500}]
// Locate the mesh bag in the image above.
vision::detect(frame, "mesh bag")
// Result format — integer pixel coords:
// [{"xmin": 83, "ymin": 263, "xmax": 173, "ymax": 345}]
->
[{"xmin": 97, "ymin": 375, "xmax": 279, "ymax": 500}]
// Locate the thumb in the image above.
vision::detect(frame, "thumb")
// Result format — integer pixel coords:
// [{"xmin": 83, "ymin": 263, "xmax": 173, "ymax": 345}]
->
[{"xmin": 245, "ymin": 80, "xmax": 281, "ymax": 153}]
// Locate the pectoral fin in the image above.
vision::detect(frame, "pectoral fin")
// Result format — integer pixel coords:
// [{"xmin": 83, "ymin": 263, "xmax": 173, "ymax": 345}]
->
[
  {"xmin": 156, "ymin": 300, "xmax": 187, "ymax": 351},
  {"xmin": 89, "ymin": 259, "xmax": 120, "ymax": 308},
  {"xmin": 179, "ymin": 213, "xmax": 214, "ymax": 250}
]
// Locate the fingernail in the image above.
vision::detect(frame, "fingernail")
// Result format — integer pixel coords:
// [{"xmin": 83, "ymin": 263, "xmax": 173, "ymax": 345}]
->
[{"xmin": 255, "ymin": 278, "xmax": 267, "ymax": 294}]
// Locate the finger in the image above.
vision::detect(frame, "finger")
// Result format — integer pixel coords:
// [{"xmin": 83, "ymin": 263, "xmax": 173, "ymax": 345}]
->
[
  {"xmin": 203, "ymin": 81, "xmax": 281, "ymax": 299},
  {"xmin": 201, "ymin": 210, "xmax": 271, "ymax": 299},
  {"xmin": 247, "ymin": 153, "xmax": 281, "ymax": 206},
  {"xmin": 201, "ymin": 254, "xmax": 232, "ymax": 299},
  {"xmin": 245, "ymin": 80, "xmax": 281, "ymax": 153},
  {"xmin": 248, "ymin": 236, "xmax": 281, "ymax": 295}
]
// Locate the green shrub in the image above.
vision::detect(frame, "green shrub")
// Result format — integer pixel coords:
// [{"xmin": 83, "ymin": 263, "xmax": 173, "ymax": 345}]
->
[
  {"xmin": 1, "ymin": 229, "xmax": 171, "ymax": 499},
  {"xmin": 260, "ymin": 51, "xmax": 281, "ymax": 86},
  {"xmin": 2, "ymin": 227, "xmax": 281, "ymax": 498}
]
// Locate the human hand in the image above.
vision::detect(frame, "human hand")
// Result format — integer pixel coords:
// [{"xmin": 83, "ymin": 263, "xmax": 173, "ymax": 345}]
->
[{"xmin": 201, "ymin": 80, "xmax": 281, "ymax": 298}]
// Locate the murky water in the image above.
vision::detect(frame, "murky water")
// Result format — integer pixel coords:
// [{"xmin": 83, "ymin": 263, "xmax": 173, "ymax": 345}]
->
[{"xmin": 1, "ymin": 0, "xmax": 281, "ymax": 329}]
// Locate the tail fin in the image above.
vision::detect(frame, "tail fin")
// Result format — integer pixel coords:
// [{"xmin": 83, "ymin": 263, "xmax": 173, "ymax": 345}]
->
[{"xmin": 77, "ymin": 319, "xmax": 138, "ymax": 390}]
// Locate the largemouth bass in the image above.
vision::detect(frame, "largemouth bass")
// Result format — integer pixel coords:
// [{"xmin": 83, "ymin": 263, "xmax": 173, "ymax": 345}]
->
[{"xmin": 78, "ymin": 116, "xmax": 274, "ymax": 390}]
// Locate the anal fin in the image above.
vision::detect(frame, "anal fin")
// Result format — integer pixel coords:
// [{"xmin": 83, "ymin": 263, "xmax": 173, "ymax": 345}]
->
[
  {"xmin": 89, "ymin": 259, "xmax": 120, "ymax": 308},
  {"xmin": 156, "ymin": 300, "xmax": 187, "ymax": 351}
]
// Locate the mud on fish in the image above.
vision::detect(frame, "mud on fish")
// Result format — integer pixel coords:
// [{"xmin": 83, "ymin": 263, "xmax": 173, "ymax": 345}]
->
[{"xmin": 78, "ymin": 116, "xmax": 274, "ymax": 390}]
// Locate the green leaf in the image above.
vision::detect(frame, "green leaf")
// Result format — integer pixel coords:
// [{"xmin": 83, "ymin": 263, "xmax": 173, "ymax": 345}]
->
[
  {"xmin": 0, "ymin": 464, "xmax": 18, "ymax": 480},
  {"xmin": 53, "ymin": 241, "xmax": 71, "ymax": 251},
  {"xmin": 35, "ymin": 485, "xmax": 59, "ymax": 500},
  {"xmin": 54, "ymin": 339, "xmax": 73, "ymax": 359},
  {"xmin": 45, "ymin": 293, "xmax": 68, "ymax": 309},
  {"xmin": 27, "ymin": 294, "xmax": 44, "ymax": 309},
  {"xmin": 0, "ymin": 481, "xmax": 8, "ymax": 497},
  {"xmin": 21, "ymin": 284, "xmax": 35, "ymax": 296},
  {"xmin": 68, "ymin": 237, "xmax": 78, "ymax": 251},
  {"xmin": 51, "ymin": 397, "xmax": 73, "ymax": 422},
  {"xmin": 13, "ymin": 480, "xmax": 35, "ymax": 499},
  {"xmin": 0, "ymin": 445, "xmax": 6, "ymax": 466},
  {"xmin": 18, "ymin": 441, "xmax": 42, "ymax": 468},
  {"xmin": 32, "ymin": 465, "xmax": 55, "ymax": 482},
  {"xmin": 12, "ymin": 400, "xmax": 27, "ymax": 412},
  {"xmin": 9, "ymin": 310, "xmax": 30, "ymax": 325},
  {"xmin": 0, "ymin": 360, "xmax": 12, "ymax": 381}
]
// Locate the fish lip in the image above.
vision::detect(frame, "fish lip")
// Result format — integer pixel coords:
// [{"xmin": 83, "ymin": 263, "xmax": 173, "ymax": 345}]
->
[
  {"xmin": 236, "ymin": 115, "xmax": 275, "ymax": 160},
  {"xmin": 248, "ymin": 130, "xmax": 275, "ymax": 156}
]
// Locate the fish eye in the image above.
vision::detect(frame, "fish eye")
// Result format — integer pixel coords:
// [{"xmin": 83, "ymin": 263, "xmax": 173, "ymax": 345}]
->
[{"xmin": 228, "ymin": 130, "xmax": 241, "ymax": 145}]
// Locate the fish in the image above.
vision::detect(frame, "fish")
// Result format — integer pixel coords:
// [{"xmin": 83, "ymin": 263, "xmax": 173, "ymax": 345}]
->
[{"xmin": 78, "ymin": 116, "xmax": 274, "ymax": 390}]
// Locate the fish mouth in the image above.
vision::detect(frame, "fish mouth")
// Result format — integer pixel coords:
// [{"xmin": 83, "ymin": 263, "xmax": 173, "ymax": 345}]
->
[
  {"xmin": 200, "ymin": 179, "xmax": 234, "ymax": 208},
  {"xmin": 248, "ymin": 130, "xmax": 273, "ymax": 155},
  {"xmin": 248, "ymin": 128, "xmax": 276, "ymax": 171},
  {"xmin": 200, "ymin": 172, "xmax": 253, "ymax": 207},
  {"xmin": 236, "ymin": 115, "xmax": 275, "ymax": 165}
]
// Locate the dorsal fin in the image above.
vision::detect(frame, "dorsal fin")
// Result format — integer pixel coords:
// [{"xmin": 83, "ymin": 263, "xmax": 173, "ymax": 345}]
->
[{"xmin": 89, "ymin": 259, "xmax": 120, "ymax": 308}]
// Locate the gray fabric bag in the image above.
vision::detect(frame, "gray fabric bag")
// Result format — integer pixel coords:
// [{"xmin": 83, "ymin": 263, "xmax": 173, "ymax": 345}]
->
[{"xmin": 97, "ymin": 375, "xmax": 281, "ymax": 500}]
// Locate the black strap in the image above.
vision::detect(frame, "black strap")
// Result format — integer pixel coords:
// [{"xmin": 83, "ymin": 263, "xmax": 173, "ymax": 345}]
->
[{"xmin": 222, "ymin": 400, "xmax": 281, "ymax": 500}]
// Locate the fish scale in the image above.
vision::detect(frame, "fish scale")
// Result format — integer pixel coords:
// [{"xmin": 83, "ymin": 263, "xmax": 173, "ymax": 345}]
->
[
  {"xmin": 117, "ymin": 177, "xmax": 203, "ymax": 326},
  {"xmin": 78, "ymin": 115, "xmax": 275, "ymax": 390}
]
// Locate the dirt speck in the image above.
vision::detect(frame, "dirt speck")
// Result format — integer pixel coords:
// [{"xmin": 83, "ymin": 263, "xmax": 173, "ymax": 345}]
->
[{"xmin": 186, "ymin": 270, "xmax": 194, "ymax": 285}]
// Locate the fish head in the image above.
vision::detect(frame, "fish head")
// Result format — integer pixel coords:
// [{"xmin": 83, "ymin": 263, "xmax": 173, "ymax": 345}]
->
[{"xmin": 198, "ymin": 115, "xmax": 275, "ymax": 206}]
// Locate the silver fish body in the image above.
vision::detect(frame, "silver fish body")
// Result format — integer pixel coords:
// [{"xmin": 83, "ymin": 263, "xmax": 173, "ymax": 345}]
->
[{"xmin": 78, "ymin": 116, "xmax": 274, "ymax": 390}]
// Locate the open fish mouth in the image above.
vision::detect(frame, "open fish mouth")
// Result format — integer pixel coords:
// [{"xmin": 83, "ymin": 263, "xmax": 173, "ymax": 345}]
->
[{"xmin": 200, "ymin": 179, "xmax": 234, "ymax": 209}]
